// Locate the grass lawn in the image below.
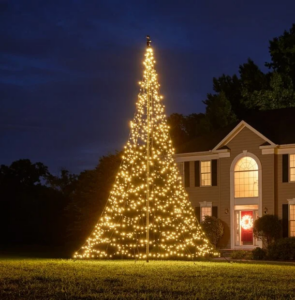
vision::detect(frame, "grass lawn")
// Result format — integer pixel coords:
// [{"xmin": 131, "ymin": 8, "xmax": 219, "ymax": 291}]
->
[{"xmin": 0, "ymin": 259, "xmax": 295, "ymax": 299}]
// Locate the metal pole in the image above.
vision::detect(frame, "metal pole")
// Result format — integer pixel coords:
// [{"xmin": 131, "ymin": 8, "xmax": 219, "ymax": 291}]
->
[{"xmin": 146, "ymin": 35, "xmax": 151, "ymax": 263}]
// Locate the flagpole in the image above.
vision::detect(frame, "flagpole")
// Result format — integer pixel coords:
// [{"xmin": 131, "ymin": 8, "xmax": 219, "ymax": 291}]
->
[{"xmin": 146, "ymin": 35, "xmax": 151, "ymax": 263}]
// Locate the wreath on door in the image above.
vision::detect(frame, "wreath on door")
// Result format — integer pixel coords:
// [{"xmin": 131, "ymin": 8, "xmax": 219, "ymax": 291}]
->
[{"xmin": 241, "ymin": 215, "xmax": 253, "ymax": 230}]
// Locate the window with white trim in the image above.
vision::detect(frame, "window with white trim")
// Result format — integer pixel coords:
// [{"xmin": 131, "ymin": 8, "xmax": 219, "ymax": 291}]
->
[
  {"xmin": 290, "ymin": 205, "xmax": 295, "ymax": 237},
  {"xmin": 199, "ymin": 201, "xmax": 212, "ymax": 221},
  {"xmin": 290, "ymin": 154, "xmax": 295, "ymax": 182},
  {"xmin": 201, "ymin": 207, "xmax": 212, "ymax": 221},
  {"xmin": 200, "ymin": 161, "xmax": 211, "ymax": 186},
  {"xmin": 234, "ymin": 156, "xmax": 259, "ymax": 198}
]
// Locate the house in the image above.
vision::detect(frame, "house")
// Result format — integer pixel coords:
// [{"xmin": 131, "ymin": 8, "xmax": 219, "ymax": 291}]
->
[{"xmin": 175, "ymin": 107, "xmax": 295, "ymax": 249}]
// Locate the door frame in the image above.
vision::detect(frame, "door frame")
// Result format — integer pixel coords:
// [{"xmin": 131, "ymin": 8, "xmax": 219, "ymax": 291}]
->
[{"xmin": 230, "ymin": 151, "xmax": 262, "ymax": 249}]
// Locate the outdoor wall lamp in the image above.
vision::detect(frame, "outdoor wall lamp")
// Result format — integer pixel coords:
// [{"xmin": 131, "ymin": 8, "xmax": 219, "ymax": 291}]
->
[
  {"xmin": 264, "ymin": 207, "xmax": 268, "ymax": 214},
  {"xmin": 224, "ymin": 209, "xmax": 229, "ymax": 214}
]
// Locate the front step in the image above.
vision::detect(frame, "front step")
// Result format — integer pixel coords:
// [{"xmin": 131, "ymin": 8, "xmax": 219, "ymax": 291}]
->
[{"xmin": 219, "ymin": 249, "xmax": 252, "ymax": 257}]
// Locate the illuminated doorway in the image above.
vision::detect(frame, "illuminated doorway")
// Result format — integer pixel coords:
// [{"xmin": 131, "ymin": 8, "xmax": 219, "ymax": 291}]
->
[
  {"xmin": 234, "ymin": 207, "xmax": 259, "ymax": 246},
  {"xmin": 230, "ymin": 153, "xmax": 262, "ymax": 249}
]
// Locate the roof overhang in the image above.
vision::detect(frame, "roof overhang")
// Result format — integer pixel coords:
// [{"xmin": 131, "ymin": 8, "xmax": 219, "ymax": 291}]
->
[
  {"xmin": 174, "ymin": 120, "xmax": 295, "ymax": 159},
  {"xmin": 174, "ymin": 149, "xmax": 230, "ymax": 162}
]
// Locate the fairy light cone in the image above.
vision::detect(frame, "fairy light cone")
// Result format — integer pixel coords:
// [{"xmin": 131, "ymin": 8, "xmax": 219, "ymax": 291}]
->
[{"xmin": 74, "ymin": 37, "xmax": 218, "ymax": 260}]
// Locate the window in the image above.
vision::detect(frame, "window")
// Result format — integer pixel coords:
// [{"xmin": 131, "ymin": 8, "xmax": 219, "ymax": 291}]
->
[
  {"xmin": 201, "ymin": 161, "xmax": 211, "ymax": 186},
  {"xmin": 234, "ymin": 156, "xmax": 258, "ymax": 198},
  {"xmin": 201, "ymin": 206, "xmax": 212, "ymax": 221},
  {"xmin": 290, "ymin": 154, "xmax": 295, "ymax": 182},
  {"xmin": 290, "ymin": 205, "xmax": 295, "ymax": 237},
  {"xmin": 199, "ymin": 201, "xmax": 212, "ymax": 221}
]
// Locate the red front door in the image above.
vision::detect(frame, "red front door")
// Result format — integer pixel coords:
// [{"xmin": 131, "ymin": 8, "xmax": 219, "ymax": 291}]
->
[{"xmin": 241, "ymin": 211, "xmax": 253, "ymax": 245}]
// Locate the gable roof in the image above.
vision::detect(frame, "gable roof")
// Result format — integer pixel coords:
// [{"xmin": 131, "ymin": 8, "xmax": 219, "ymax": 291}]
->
[
  {"xmin": 176, "ymin": 107, "xmax": 295, "ymax": 154},
  {"xmin": 212, "ymin": 120, "xmax": 277, "ymax": 151}
]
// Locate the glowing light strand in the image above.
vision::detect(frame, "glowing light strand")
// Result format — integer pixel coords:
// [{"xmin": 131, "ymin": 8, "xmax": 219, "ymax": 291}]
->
[
  {"xmin": 241, "ymin": 215, "xmax": 253, "ymax": 230},
  {"xmin": 74, "ymin": 38, "xmax": 218, "ymax": 260}
]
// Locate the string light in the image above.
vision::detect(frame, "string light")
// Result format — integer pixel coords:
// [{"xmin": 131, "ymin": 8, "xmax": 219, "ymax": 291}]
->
[
  {"xmin": 241, "ymin": 215, "xmax": 253, "ymax": 230},
  {"xmin": 74, "ymin": 40, "xmax": 218, "ymax": 260}
]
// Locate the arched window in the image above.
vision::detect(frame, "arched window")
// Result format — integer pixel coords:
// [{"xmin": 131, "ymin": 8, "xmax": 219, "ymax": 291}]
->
[{"xmin": 234, "ymin": 156, "xmax": 258, "ymax": 198}]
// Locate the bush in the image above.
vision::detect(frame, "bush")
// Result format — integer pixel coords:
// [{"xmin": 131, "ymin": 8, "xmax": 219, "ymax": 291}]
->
[
  {"xmin": 230, "ymin": 250, "xmax": 252, "ymax": 260},
  {"xmin": 201, "ymin": 216, "xmax": 224, "ymax": 247},
  {"xmin": 252, "ymin": 247, "xmax": 267, "ymax": 260},
  {"xmin": 267, "ymin": 237, "xmax": 295, "ymax": 260},
  {"xmin": 253, "ymin": 214, "xmax": 282, "ymax": 246}
]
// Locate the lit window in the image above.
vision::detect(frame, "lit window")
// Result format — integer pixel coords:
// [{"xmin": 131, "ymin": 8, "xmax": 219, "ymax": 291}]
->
[
  {"xmin": 290, "ymin": 154, "xmax": 295, "ymax": 182},
  {"xmin": 201, "ymin": 161, "xmax": 211, "ymax": 186},
  {"xmin": 234, "ymin": 156, "xmax": 258, "ymax": 198},
  {"xmin": 290, "ymin": 205, "xmax": 295, "ymax": 237},
  {"xmin": 201, "ymin": 206, "xmax": 212, "ymax": 221}
]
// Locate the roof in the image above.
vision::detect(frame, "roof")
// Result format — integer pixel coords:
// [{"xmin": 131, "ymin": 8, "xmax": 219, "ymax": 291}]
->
[
  {"xmin": 242, "ymin": 107, "xmax": 295, "ymax": 145},
  {"xmin": 177, "ymin": 107, "xmax": 295, "ymax": 154}
]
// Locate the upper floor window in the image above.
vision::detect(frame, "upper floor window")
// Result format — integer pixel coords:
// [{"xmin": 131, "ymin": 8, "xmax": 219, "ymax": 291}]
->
[
  {"xmin": 201, "ymin": 161, "xmax": 211, "ymax": 186},
  {"xmin": 290, "ymin": 154, "xmax": 295, "ymax": 182},
  {"xmin": 234, "ymin": 156, "xmax": 258, "ymax": 198}
]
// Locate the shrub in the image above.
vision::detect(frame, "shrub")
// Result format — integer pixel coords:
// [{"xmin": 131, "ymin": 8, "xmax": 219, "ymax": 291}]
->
[
  {"xmin": 201, "ymin": 216, "xmax": 224, "ymax": 247},
  {"xmin": 252, "ymin": 247, "xmax": 267, "ymax": 260},
  {"xmin": 253, "ymin": 214, "xmax": 282, "ymax": 246},
  {"xmin": 230, "ymin": 250, "xmax": 252, "ymax": 260},
  {"xmin": 267, "ymin": 237, "xmax": 295, "ymax": 260}
]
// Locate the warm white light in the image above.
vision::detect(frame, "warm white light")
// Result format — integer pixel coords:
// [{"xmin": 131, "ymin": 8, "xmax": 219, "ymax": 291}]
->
[
  {"xmin": 201, "ymin": 161, "xmax": 211, "ymax": 186},
  {"xmin": 290, "ymin": 154, "xmax": 295, "ymax": 182},
  {"xmin": 234, "ymin": 157, "xmax": 259, "ymax": 198},
  {"xmin": 73, "ymin": 42, "xmax": 218, "ymax": 260},
  {"xmin": 241, "ymin": 215, "xmax": 253, "ymax": 230}
]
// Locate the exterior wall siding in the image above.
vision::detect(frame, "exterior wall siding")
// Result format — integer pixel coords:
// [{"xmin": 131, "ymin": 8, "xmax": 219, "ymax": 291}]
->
[
  {"xmin": 186, "ymin": 161, "xmax": 220, "ymax": 207},
  {"xmin": 218, "ymin": 156, "xmax": 231, "ymax": 248},
  {"xmin": 181, "ymin": 127, "xmax": 276, "ymax": 248},
  {"xmin": 276, "ymin": 154, "xmax": 295, "ymax": 219},
  {"xmin": 177, "ymin": 125, "xmax": 295, "ymax": 248}
]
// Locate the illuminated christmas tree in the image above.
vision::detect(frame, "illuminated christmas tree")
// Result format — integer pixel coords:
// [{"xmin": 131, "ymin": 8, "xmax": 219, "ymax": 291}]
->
[{"xmin": 74, "ymin": 37, "xmax": 217, "ymax": 260}]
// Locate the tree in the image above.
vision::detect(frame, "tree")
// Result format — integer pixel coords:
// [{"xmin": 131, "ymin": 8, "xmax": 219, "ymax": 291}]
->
[
  {"xmin": 242, "ymin": 72, "xmax": 295, "ymax": 110},
  {"xmin": 167, "ymin": 113, "xmax": 188, "ymax": 151},
  {"xmin": 167, "ymin": 24, "xmax": 295, "ymax": 146},
  {"xmin": 266, "ymin": 24, "xmax": 295, "ymax": 86},
  {"xmin": 203, "ymin": 24, "xmax": 295, "ymax": 124},
  {"xmin": 0, "ymin": 159, "xmax": 49, "ymax": 187},
  {"xmin": 74, "ymin": 39, "xmax": 216, "ymax": 260},
  {"xmin": 167, "ymin": 113, "xmax": 210, "ymax": 151},
  {"xmin": 205, "ymin": 91, "xmax": 237, "ymax": 130},
  {"xmin": 239, "ymin": 59, "xmax": 269, "ymax": 94},
  {"xmin": 0, "ymin": 160, "xmax": 76, "ymax": 248},
  {"xmin": 204, "ymin": 74, "xmax": 246, "ymax": 120},
  {"xmin": 253, "ymin": 215, "xmax": 282, "ymax": 246},
  {"xmin": 183, "ymin": 113, "xmax": 209, "ymax": 138},
  {"xmin": 65, "ymin": 152, "xmax": 121, "ymax": 249},
  {"xmin": 201, "ymin": 216, "xmax": 224, "ymax": 248},
  {"xmin": 47, "ymin": 169, "xmax": 78, "ymax": 197}
]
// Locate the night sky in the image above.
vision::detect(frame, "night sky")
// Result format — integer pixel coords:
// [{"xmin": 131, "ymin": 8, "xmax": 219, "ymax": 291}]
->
[{"xmin": 1, "ymin": 0, "xmax": 295, "ymax": 174}]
